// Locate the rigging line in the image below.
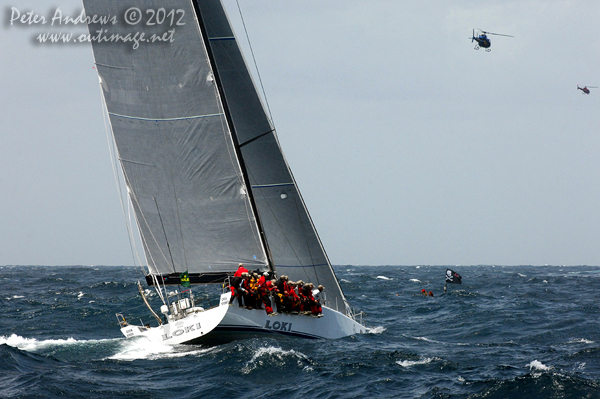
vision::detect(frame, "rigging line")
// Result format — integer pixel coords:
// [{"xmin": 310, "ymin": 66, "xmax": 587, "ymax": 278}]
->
[
  {"xmin": 235, "ymin": 0, "xmax": 275, "ymax": 126},
  {"xmin": 99, "ymin": 90, "xmax": 142, "ymax": 272},
  {"xmin": 122, "ymin": 172, "xmax": 173, "ymax": 273},
  {"xmin": 154, "ymin": 197, "xmax": 177, "ymax": 274}
]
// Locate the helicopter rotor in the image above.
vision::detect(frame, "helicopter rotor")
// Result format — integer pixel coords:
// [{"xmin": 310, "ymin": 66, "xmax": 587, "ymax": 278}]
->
[{"xmin": 478, "ymin": 29, "xmax": 514, "ymax": 38}]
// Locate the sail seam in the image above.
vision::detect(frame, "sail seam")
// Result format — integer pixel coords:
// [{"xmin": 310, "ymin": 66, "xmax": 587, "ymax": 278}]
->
[
  {"xmin": 108, "ymin": 112, "xmax": 224, "ymax": 122},
  {"xmin": 94, "ymin": 62, "xmax": 133, "ymax": 69},
  {"xmin": 208, "ymin": 36, "xmax": 235, "ymax": 41},
  {"xmin": 120, "ymin": 159, "xmax": 155, "ymax": 167}
]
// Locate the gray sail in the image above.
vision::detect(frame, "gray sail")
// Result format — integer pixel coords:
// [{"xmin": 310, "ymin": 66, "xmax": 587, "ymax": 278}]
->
[
  {"xmin": 194, "ymin": 1, "xmax": 349, "ymax": 312},
  {"xmin": 83, "ymin": 0, "xmax": 268, "ymax": 275}
]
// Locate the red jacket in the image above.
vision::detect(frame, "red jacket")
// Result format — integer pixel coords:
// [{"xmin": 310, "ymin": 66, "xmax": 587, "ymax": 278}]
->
[{"xmin": 234, "ymin": 266, "xmax": 249, "ymax": 277}]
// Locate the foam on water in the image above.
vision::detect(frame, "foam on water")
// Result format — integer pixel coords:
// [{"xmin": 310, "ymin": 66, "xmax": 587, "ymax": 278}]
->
[
  {"xmin": 0, "ymin": 333, "xmax": 111, "ymax": 352},
  {"xmin": 107, "ymin": 337, "xmax": 215, "ymax": 361},
  {"xmin": 396, "ymin": 357, "xmax": 439, "ymax": 368},
  {"xmin": 568, "ymin": 338, "xmax": 594, "ymax": 344},
  {"xmin": 2, "ymin": 265, "xmax": 600, "ymax": 398},
  {"xmin": 412, "ymin": 336, "xmax": 441, "ymax": 343},
  {"xmin": 527, "ymin": 360, "xmax": 551, "ymax": 371},
  {"xmin": 367, "ymin": 326, "xmax": 386, "ymax": 334},
  {"xmin": 376, "ymin": 276, "xmax": 391, "ymax": 280},
  {"xmin": 241, "ymin": 346, "xmax": 308, "ymax": 374}
]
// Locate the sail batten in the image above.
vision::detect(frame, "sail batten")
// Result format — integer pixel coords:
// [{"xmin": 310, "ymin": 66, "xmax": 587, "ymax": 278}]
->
[{"xmin": 108, "ymin": 112, "xmax": 225, "ymax": 122}]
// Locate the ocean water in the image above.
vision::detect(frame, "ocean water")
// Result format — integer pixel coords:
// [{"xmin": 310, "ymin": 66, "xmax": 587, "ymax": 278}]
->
[{"xmin": 1, "ymin": 265, "xmax": 600, "ymax": 398}]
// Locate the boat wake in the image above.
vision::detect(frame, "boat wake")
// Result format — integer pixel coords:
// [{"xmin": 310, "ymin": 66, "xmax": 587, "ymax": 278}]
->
[
  {"xmin": 1, "ymin": 333, "xmax": 93, "ymax": 352},
  {"xmin": 0, "ymin": 333, "xmax": 215, "ymax": 362},
  {"xmin": 367, "ymin": 326, "xmax": 386, "ymax": 334},
  {"xmin": 108, "ymin": 337, "xmax": 215, "ymax": 361}
]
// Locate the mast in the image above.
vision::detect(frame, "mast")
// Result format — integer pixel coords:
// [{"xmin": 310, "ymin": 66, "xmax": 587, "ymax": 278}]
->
[{"xmin": 190, "ymin": 0, "xmax": 275, "ymax": 273}]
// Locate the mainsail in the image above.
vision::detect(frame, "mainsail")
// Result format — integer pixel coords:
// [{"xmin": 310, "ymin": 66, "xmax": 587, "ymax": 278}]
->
[{"xmin": 84, "ymin": 0, "xmax": 349, "ymax": 314}]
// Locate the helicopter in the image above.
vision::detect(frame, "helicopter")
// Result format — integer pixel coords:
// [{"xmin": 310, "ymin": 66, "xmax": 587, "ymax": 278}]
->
[
  {"xmin": 577, "ymin": 85, "xmax": 597, "ymax": 94},
  {"xmin": 470, "ymin": 29, "xmax": 513, "ymax": 51}
]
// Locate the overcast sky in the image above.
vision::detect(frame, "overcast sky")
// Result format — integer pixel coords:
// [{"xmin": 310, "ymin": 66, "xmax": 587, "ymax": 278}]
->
[{"xmin": 2, "ymin": 1, "xmax": 600, "ymax": 266}]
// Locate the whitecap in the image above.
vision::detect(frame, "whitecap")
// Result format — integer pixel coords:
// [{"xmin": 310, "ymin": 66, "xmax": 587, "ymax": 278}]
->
[
  {"xmin": 396, "ymin": 357, "xmax": 438, "ymax": 367},
  {"xmin": 367, "ymin": 326, "xmax": 386, "ymax": 334},
  {"xmin": 518, "ymin": 273, "xmax": 527, "ymax": 277},
  {"xmin": 5, "ymin": 295, "xmax": 24, "ymax": 300},
  {"xmin": 77, "ymin": 292, "xmax": 84, "ymax": 299},
  {"xmin": 409, "ymin": 279, "xmax": 421, "ymax": 283},
  {"xmin": 575, "ymin": 362, "xmax": 586, "ymax": 370},
  {"xmin": 543, "ymin": 280, "xmax": 548, "ymax": 283},
  {"xmin": 241, "ymin": 346, "xmax": 308, "ymax": 374},
  {"xmin": 376, "ymin": 276, "xmax": 391, "ymax": 280},
  {"xmin": 527, "ymin": 360, "xmax": 551, "ymax": 371},
  {"xmin": 567, "ymin": 338, "xmax": 594, "ymax": 344},
  {"xmin": 340, "ymin": 279, "xmax": 352, "ymax": 283},
  {"xmin": 411, "ymin": 336, "xmax": 443, "ymax": 344}
]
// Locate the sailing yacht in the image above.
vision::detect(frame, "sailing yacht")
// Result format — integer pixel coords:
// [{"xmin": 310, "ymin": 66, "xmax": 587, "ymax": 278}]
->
[{"xmin": 83, "ymin": 0, "xmax": 366, "ymax": 343}]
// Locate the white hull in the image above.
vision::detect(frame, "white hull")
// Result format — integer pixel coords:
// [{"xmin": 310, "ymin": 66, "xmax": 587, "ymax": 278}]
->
[
  {"xmin": 120, "ymin": 292, "xmax": 231, "ymax": 345},
  {"xmin": 120, "ymin": 292, "xmax": 366, "ymax": 344},
  {"xmin": 217, "ymin": 299, "xmax": 367, "ymax": 340}
]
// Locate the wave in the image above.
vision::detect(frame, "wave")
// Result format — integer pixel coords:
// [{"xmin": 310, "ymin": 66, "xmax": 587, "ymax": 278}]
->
[
  {"xmin": 411, "ymin": 336, "xmax": 441, "ymax": 344},
  {"xmin": 241, "ymin": 346, "xmax": 310, "ymax": 374},
  {"xmin": 367, "ymin": 326, "xmax": 386, "ymax": 334},
  {"xmin": 526, "ymin": 359, "xmax": 551, "ymax": 371},
  {"xmin": 0, "ymin": 334, "xmax": 82, "ymax": 352},
  {"xmin": 107, "ymin": 337, "xmax": 214, "ymax": 361},
  {"xmin": 567, "ymin": 338, "xmax": 594, "ymax": 344},
  {"xmin": 409, "ymin": 278, "xmax": 421, "ymax": 283},
  {"xmin": 376, "ymin": 276, "xmax": 391, "ymax": 280},
  {"xmin": 396, "ymin": 357, "xmax": 440, "ymax": 368}
]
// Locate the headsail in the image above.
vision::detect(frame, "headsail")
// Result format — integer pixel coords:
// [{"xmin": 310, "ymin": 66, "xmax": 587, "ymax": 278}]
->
[
  {"xmin": 194, "ymin": 1, "xmax": 349, "ymax": 313},
  {"xmin": 84, "ymin": 0, "xmax": 350, "ymax": 314}
]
